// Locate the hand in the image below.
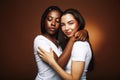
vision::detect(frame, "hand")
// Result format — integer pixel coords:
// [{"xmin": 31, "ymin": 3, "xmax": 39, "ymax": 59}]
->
[
  {"xmin": 37, "ymin": 47, "xmax": 56, "ymax": 65},
  {"xmin": 74, "ymin": 29, "xmax": 88, "ymax": 41}
]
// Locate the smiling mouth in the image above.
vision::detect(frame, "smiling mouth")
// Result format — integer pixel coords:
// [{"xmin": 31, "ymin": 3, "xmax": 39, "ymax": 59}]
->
[{"xmin": 65, "ymin": 31, "xmax": 71, "ymax": 35}]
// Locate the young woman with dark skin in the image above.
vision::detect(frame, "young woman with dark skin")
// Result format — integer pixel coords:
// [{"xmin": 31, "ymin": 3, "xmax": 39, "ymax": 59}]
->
[
  {"xmin": 34, "ymin": 6, "xmax": 88, "ymax": 80},
  {"xmin": 38, "ymin": 8, "xmax": 94, "ymax": 80}
]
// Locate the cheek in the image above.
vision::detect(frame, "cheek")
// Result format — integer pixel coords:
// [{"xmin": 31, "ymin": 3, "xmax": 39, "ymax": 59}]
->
[
  {"xmin": 56, "ymin": 23, "xmax": 60, "ymax": 28},
  {"xmin": 71, "ymin": 24, "xmax": 78, "ymax": 29},
  {"xmin": 71, "ymin": 25, "xmax": 79, "ymax": 32},
  {"xmin": 61, "ymin": 27, "xmax": 65, "ymax": 32},
  {"xmin": 47, "ymin": 21, "xmax": 51, "ymax": 26},
  {"xmin": 45, "ymin": 21, "xmax": 49, "ymax": 27}
]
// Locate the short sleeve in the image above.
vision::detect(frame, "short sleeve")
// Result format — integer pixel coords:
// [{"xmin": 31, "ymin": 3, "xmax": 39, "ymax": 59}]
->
[
  {"xmin": 71, "ymin": 41, "xmax": 88, "ymax": 61},
  {"xmin": 34, "ymin": 36, "xmax": 51, "ymax": 53},
  {"xmin": 33, "ymin": 36, "xmax": 51, "ymax": 62}
]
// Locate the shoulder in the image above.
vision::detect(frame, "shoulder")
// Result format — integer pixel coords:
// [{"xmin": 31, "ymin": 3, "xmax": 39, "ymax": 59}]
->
[
  {"xmin": 33, "ymin": 35, "xmax": 51, "ymax": 52},
  {"xmin": 34, "ymin": 35, "xmax": 47, "ymax": 43},
  {"xmin": 73, "ymin": 41, "xmax": 89, "ymax": 48},
  {"xmin": 34, "ymin": 35, "xmax": 44, "ymax": 41},
  {"xmin": 72, "ymin": 41, "xmax": 90, "ymax": 55},
  {"xmin": 34, "ymin": 35, "xmax": 48, "ymax": 47},
  {"xmin": 71, "ymin": 41, "xmax": 91, "ymax": 61}
]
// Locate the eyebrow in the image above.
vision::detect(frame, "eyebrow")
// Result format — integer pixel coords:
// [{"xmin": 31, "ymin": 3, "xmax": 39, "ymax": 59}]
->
[
  {"xmin": 61, "ymin": 20, "xmax": 73, "ymax": 24},
  {"xmin": 68, "ymin": 20, "xmax": 74, "ymax": 23},
  {"xmin": 47, "ymin": 16, "xmax": 60, "ymax": 19},
  {"xmin": 47, "ymin": 16, "xmax": 52, "ymax": 18}
]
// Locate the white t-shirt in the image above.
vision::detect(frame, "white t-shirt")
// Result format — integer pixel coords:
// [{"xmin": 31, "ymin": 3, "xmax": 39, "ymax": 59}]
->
[
  {"xmin": 65, "ymin": 41, "xmax": 92, "ymax": 80},
  {"xmin": 34, "ymin": 35, "xmax": 62, "ymax": 80}
]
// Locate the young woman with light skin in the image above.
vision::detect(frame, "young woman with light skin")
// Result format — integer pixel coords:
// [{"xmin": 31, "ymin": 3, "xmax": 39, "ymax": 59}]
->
[
  {"xmin": 34, "ymin": 6, "xmax": 89, "ymax": 80},
  {"xmin": 38, "ymin": 9, "xmax": 94, "ymax": 80}
]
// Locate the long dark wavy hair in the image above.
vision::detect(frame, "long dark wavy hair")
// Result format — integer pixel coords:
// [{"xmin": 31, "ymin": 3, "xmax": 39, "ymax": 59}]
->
[
  {"xmin": 58, "ymin": 8, "xmax": 85, "ymax": 50},
  {"xmin": 58, "ymin": 8, "xmax": 95, "ymax": 72}
]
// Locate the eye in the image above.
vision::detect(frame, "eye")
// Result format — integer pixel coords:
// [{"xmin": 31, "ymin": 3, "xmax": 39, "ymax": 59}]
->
[
  {"xmin": 47, "ymin": 16, "xmax": 52, "ymax": 21},
  {"xmin": 56, "ymin": 18, "xmax": 60, "ymax": 23},
  {"xmin": 68, "ymin": 21, "xmax": 74, "ymax": 25},
  {"xmin": 61, "ymin": 23, "xmax": 65, "ymax": 27}
]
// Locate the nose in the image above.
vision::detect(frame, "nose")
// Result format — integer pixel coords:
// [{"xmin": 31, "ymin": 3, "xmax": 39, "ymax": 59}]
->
[
  {"xmin": 51, "ymin": 20, "xmax": 56, "ymax": 26},
  {"xmin": 65, "ymin": 25, "xmax": 69, "ymax": 30}
]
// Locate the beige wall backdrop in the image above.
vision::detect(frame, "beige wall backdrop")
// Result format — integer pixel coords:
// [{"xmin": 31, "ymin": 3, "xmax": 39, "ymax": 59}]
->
[{"xmin": 0, "ymin": 0, "xmax": 120, "ymax": 80}]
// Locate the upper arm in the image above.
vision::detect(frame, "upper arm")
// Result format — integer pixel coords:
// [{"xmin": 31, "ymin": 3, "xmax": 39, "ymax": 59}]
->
[
  {"xmin": 71, "ymin": 42, "xmax": 87, "ymax": 61},
  {"xmin": 71, "ymin": 42, "xmax": 88, "ymax": 79},
  {"xmin": 34, "ymin": 36, "xmax": 51, "ymax": 62},
  {"xmin": 71, "ymin": 61, "xmax": 85, "ymax": 80},
  {"xmin": 34, "ymin": 36, "xmax": 50, "ymax": 53}
]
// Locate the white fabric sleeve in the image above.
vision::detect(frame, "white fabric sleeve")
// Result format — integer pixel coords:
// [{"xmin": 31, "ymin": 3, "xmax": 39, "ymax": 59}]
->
[
  {"xmin": 71, "ymin": 41, "xmax": 88, "ymax": 61},
  {"xmin": 34, "ymin": 36, "xmax": 51, "ymax": 53},
  {"xmin": 34, "ymin": 36, "xmax": 51, "ymax": 62}
]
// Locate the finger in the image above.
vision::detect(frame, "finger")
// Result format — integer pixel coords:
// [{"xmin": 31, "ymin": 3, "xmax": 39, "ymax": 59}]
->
[
  {"xmin": 38, "ymin": 46, "xmax": 48, "ymax": 54},
  {"xmin": 74, "ymin": 31, "xmax": 80, "ymax": 38},
  {"xmin": 79, "ymin": 33, "xmax": 82, "ymax": 39},
  {"xmin": 38, "ymin": 46, "xmax": 44, "ymax": 53},
  {"xmin": 39, "ymin": 53, "xmax": 43, "ymax": 58},
  {"xmin": 81, "ymin": 34, "xmax": 87, "ymax": 41},
  {"xmin": 49, "ymin": 48, "xmax": 53, "ymax": 53},
  {"xmin": 37, "ymin": 48, "xmax": 41, "ymax": 53},
  {"xmin": 50, "ymin": 48, "xmax": 55, "ymax": 57},
  {"xmin": 37, "ymin": 48, "xmax": 44, "ymax": 55},
  {"xmin": 80, "ymin": 37, "xmax": 84, "ymax": 41},
  {"xmin": 37, "ymin": 48, "xmax": 47, "ymax": 57},
  {"xmin": 37, "ymin": 49, "xmax": 46, "ymax": 60},
  {"xmin": 76, "ymin": 33, "xmax": 82, "ymax": 41}
]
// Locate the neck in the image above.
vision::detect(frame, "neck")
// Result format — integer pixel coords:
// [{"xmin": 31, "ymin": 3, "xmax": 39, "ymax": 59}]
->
[
  {"xmin": 43, "ymin": 33, "xmax": 58, "ymax": 47},
  {"xmin": 43, "ymin": 33, "xmax": 56, "ymax": 40}
]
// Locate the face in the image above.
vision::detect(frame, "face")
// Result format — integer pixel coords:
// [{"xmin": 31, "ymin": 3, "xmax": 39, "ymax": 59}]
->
[
  {"xmin": 61, "ymin": 14, "xmax": 79, "ymax": 38},
  {"xmin": 45, "ymin": 10, "xmax": 61, "ymax": 35}
]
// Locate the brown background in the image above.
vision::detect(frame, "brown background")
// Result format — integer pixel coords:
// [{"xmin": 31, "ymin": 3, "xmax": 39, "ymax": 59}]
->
[{"xmin": 0, "ymin": 0, "xmax": 120, "ymax": 80}]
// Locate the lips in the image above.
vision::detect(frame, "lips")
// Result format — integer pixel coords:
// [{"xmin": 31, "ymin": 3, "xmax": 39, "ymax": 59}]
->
[
  {"xmin": 49, "ymin": 28, "xmax": 56, "ymax": 32},
  {"xmin": 50, "ymin": 28, "xmax": 55, "ymax": 31},
  {"xmin": 65, "ymin": 31, "xmax": 71, "ymax": 35}
]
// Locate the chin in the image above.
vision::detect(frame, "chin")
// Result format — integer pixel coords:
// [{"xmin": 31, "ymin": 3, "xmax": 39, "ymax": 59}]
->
[{"xmin": 66, "ymin": 35, "xmax": 72, "ymax": 38}]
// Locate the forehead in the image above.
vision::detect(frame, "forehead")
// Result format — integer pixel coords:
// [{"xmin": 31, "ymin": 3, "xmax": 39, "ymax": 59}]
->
[
  {"xmin": 61, "ymin": 14, "xmax": 75, "ymax": 21},
  {"xmin": 47, "ymin": 10, "xmax": 61, "ymax": 17}
]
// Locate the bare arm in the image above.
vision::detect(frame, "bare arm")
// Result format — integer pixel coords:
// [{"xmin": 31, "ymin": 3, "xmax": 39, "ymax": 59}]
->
[
  {"xmin": 50, "ymin": 59, "xmax": 85, "ymax": 80},
  {"xmin": 37, "ymin": 29, "xmax": 88, "ymax": 69},
  {"xmin": 57, "ymin": 36, "xmax": 75, "ymax": 68},
  {"xmin": 57, "ymin": 29, "xmax": 88, "ymax": 68},
  {"xmin": 38, "ymin": 48, "xmax": 85, "ymax": 80}
]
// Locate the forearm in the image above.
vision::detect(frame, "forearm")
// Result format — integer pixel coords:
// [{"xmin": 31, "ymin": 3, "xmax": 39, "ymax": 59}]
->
[{"xmin": 57, "ymin": 37, "xmax": 75, "ymax": 68}]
